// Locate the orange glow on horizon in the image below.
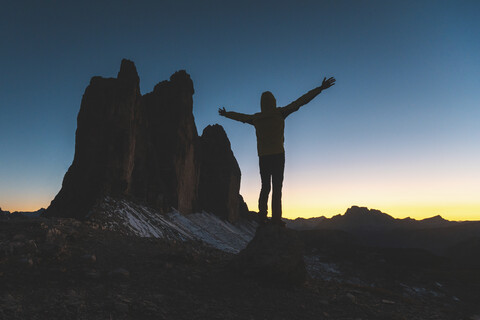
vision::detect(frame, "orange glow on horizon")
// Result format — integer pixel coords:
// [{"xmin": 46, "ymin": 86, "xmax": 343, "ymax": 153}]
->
[
  {"xmin": 1, "ymin": 203, "xmax": 48, "ymax": 213},
  {"xmin": 0, "ymin": 197, "xmax": 50, "ymax": 213},
  {"xmin": 241, "ymin": 184, "xmax": 480, "ymax": 221},
  {"xmin": 3, "ymin": 198, "xmax": 479, "ymax": 222},
  {"xmin": 277, "ymin": 204, "xmax": 480, "ymax": 221},
  {"xmin": 239, "ymin": 158, "xmax": 480, "ymax": 222}
]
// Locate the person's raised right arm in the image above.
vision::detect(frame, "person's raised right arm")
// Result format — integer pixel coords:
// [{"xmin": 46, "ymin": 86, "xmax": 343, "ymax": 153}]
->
[{"xmin": 218, "ymin": 107, "xmax": 254, "ymax": 125}]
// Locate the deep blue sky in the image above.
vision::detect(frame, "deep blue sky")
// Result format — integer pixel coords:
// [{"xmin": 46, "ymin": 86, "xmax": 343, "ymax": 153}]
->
[{"xmin": 1, "ymin": 1, "xmax": 479, "ymax": 219}]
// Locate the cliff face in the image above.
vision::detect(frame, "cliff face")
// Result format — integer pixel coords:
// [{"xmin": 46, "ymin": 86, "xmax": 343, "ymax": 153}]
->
[
  {"xmin": 47, "ymin": 59, "xmax": 247, "ymax": 221},
  {"xmin": 47, "ymin": 60, "xmax": 141, "ymax": 219},
  {"xmin": 129, "ymin": 70, "xmax": 198, "ymax": 214}
]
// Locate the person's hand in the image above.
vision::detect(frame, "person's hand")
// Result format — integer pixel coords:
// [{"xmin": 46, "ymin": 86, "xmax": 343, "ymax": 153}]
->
[
  {"xmin": 218, "ymin": 107, "xmax": 226, "ymax": 116},
  {"xmin": 320, "ymin": 77, "xmax": 336, "ymax": 90}
]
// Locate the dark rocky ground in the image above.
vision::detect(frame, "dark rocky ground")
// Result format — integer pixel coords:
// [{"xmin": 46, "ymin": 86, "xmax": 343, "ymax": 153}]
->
[{"xmin": 1, "ymin": 216, "xmax": 479, "ymax": 320}]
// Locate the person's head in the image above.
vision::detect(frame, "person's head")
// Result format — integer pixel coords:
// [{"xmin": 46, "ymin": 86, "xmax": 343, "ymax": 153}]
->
[{"xmin": 261, "ymin": 91, "xmax": 276, "ymax": 112}]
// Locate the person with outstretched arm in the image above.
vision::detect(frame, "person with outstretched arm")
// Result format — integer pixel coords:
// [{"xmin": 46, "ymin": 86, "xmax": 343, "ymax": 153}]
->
[{"xmin": 219, "ymin": 77, "xmax": 336, "ymax": 226}]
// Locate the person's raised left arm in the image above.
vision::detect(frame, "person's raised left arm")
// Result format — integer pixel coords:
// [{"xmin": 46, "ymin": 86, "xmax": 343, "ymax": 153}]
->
[{"xmin": 279, "ymin": 77, "xmax": 335, "ymax": 118}]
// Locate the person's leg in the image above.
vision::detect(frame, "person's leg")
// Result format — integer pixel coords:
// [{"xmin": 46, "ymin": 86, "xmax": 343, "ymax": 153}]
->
[
  {"xmin": 258, "ymin": 155, "xmax": 272, "ymax": 217},
  {"xmin": 271, "ymin": 153, "xmax": 285, "ymax": 222}
]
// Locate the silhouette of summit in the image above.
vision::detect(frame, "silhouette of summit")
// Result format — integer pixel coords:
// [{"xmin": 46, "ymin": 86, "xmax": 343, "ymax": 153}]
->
[
  {"xmin": 46, "ymin": 59, "xmax": 247, "ymax": 221},
  {"xmin": 333, "ymin": 205, "xmax": 396, "ymax": 228},
  {"xmin": 291, "ymin": 206, "xmax": 457, "ymax": 232}
]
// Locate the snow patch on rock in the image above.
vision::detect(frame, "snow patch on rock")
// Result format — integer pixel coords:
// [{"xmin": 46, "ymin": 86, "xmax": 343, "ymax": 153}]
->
[{"xmin": 93, "ymin": 197, "xmax": 257, "ymax": 253}]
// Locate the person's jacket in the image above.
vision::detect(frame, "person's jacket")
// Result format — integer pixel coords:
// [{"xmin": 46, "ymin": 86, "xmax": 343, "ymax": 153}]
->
[{"xmin": 223, "ymin": 103, "xmax": 299, "ymax": 156}]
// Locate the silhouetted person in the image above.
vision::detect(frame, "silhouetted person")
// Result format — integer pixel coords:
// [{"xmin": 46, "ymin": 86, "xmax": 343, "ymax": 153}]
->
[{"xmin": 219, "ymin": 77, "xmax": 335, "ymax": 226}]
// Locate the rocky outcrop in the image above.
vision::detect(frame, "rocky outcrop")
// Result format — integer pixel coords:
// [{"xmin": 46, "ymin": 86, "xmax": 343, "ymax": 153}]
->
[
  {"xmin": 198, "ymin": 125, "xmax": 244, "ymax": 222},
  {"xmin": 46, "ymin": 59, "xmax": 247, "ymax": 221},
  {"xmin": 232, "ymin": 225, "xmax": 307, "ymax": 286}
]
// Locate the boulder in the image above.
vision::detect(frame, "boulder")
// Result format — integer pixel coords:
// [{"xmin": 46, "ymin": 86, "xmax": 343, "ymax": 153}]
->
[{"xmin": 233, "ymin": 225, "xmax": 306, "ymax": 286}]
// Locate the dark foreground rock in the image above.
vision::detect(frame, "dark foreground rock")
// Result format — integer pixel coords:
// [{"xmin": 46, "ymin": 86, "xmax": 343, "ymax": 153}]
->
[
  {"xmin": 233, "ymin": 225, "xmax": 306, "ymax": 286},
  {"xmin": 1, "ymin": 216, "xmax": 479, "ymax": 320}
]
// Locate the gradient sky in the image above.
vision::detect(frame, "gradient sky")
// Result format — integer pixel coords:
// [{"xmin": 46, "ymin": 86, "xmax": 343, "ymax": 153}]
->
[{"xmin": 1, "ymin": 0, "xmax": 479, "ymax": 220}]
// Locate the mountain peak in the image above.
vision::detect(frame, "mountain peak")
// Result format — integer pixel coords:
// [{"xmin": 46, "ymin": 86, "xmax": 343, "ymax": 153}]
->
[
  {"xmin": 345, "ymin": 206, "xmax": 388, "ymax": 217},
  {"xmin": 421, "ymin": 215, "xmax": 447, "ymax": 222},
  {"xmin": 117, "ymin": 59, "xmax": 139, "ymax": 85},
  {"xmin": 170, "ymin": 69, "xmax": 194, "ymax": 95},
  {"xmin": 331, "ymin": 206, "xmax": 395, "ymax": 229}
]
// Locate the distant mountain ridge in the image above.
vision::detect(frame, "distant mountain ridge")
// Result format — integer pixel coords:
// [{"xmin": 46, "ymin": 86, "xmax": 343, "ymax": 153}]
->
[
  {"xmin": 287, "ymin": 206, "xmax": 480, "ymax": 260},
  {"xmin": 0, "ymin": 208, "xmax": 45, "ymax": 218},
  {"xmin": 286, "ymin": 206, "xmax": 460, "ymax": 231}
]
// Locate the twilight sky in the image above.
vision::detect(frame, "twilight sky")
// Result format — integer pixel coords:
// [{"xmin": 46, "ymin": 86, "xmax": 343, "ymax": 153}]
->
[{"xmin": 1, "ymin": 0, "xmax": 479, "ymax": 220}]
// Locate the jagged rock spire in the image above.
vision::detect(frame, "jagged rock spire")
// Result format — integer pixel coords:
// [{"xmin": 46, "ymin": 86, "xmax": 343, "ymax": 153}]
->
[{"xmin": 47, "ymin": 60, "xmax": 247, "ymax": 221}]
